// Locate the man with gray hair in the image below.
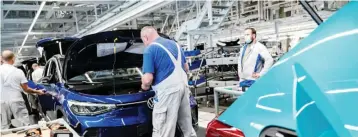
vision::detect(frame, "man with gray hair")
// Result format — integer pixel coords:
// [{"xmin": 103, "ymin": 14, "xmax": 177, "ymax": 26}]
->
[
  {"xmin": 140, "ymin": 26, "xmax": 196, "ymax": 137},
  {"xmin": 0, "ymin": 50, "xmax": 45, "ymax": 129},
  {"xmin": 31, "ymin": 63, "xmax": 44, "ymax": 83}
]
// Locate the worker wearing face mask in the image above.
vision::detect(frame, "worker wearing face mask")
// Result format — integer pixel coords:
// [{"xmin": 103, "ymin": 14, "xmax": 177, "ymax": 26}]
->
[{"xmin": 237, "ymin": 28, "xmax": 274, "ymax": 85}]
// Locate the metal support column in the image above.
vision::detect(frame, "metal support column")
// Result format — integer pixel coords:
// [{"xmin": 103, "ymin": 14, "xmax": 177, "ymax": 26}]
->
[
  {"xmin": 86, "ymin": 11, "xmax": 89, "ymax": 24},
  {"xmin": 176, "ymin": 0, "xmax": 180, "ymax": 30},
  {"xmin": 187, "ymin": 34, "xmax": 193, "ymax": 50},
  {"xmin": 258, "ymin": 0, "xmax": 261, "ymax": 20},
  {"xmin": 274, "ymin": 21, "xmax": 279, "ymax": 41},
  {"xmin": 196, "ymin": 1, "xmax": 200, "ymax": 17},
  {"xmin": 0, "ymin": 2, "xmax": 2, "ymax": 50},
  {"xmin": 207, "ymin": 1, "xmax": 213, "ymax": 25},
  {"xmin": 1, "ymin": 1, "xmax": 3, "ymax": 32},
  {"xmin": 207, "ymin": 33, "xmax": 213, "ymax": 48},
  {"xmin": 214, "ymin": 89, "xmax": 219, "ymax": 115},
  {"xmin": 132, "ymin": 19, "xmax": 138, "ymax": 29},
  {"xmin": 230, "ymin": 5, "xmax": 234, "ymax": 19},
  {"xmin": 269, "ymin": 1, "xmax": 273, "ymax": 20},
  {"xmin": 240, "ymin": 1, "xmax": 244, "ymax": 19},
  {"xmin": 94, "ymin": 4, "xmax": 98, "ymax": 20},
  {"xmin": 73, "ymin": 10, "xmax": 79, "ymax": 32},
  {"xmin": 236, "ymin": 1, "xmax": 239, "ymax": 23},
  {"xmin": 161, "ymin": 15, "xmax": 170, "ymax": 33},
  {"xmin": 169, "ymin": 17, "xmax": 177, "ymax": 34}
]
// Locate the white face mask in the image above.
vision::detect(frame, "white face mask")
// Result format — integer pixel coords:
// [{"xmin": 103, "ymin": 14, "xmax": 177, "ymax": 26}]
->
[{"xmin": 245, "ymin": 36, "xmax": 253, "ymax": 44}]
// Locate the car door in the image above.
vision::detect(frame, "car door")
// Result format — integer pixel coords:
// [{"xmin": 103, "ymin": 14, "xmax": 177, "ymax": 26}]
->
[{"xmin": 37, "ymin": 58, "xmax": 63, "ymax": 120}]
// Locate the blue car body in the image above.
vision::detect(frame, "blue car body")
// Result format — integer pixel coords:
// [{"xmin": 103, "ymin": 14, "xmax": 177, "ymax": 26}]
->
[
  {"xmin": 29, "ymin": 30, "xmax": 198, "ymax": 137},
  {"xmin": 218, "ymin": 2, "xmax": 358, "ymax": 137}
]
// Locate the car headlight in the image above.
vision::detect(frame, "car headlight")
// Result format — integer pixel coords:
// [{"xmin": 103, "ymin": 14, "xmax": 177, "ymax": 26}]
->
[{"xmin": 67, "ymin": 100, "xmax": 116, "ymax": 116}]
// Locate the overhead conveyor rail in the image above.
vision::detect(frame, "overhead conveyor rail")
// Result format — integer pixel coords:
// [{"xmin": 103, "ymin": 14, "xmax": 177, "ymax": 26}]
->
[
  {"xmin": 175, "ymin": 0, "xmax": 236, "ymax": 41},
  {"xmin": 74, "ymin": 0, "xmax": 173, "ymax": 37}
]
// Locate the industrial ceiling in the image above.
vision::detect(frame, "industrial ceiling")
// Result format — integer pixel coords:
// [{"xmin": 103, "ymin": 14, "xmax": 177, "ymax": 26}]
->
[{"xmin": 0, "ymin": 0, "xmax": 347, "ymax": 61}]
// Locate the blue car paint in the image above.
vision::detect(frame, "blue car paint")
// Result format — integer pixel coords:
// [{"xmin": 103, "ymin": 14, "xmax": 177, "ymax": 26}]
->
[
  {"xmin": 30, "ymin": 80, "xmax": 197, "ymax": 136},
  {"xmin": 29, "ymin": 81, "xmax": 155, "ymax": 134},
  {"xmin": 218, "ymin": 2, "xmax": 358, "ymax": 137}
]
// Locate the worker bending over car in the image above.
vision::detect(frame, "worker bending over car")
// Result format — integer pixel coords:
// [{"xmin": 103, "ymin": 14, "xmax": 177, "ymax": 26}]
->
[
  {"xmin": 0, "ymin": 50, "xmax": 45, "ymax": 129},
  {"xmin": 237, "ymin": 28, "xmax": 274, "ymax": 87},
  {"xmin": 140, "ymin": 26, "xmax": 197, "ymax": 137}
]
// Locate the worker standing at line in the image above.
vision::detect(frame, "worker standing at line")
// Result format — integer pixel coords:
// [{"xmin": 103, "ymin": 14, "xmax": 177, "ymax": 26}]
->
[
  {"xmin": 31, "ymin": 63, "xmax": 44, "ymax": 83},
  {"xmin": 0, "ymin": 50, "xmax": 45, "ymax": 129},
  {"xmin": 140, "ymin": 26, "xmax": 197, "ymax": 137},
  {"xmin": 238, "ymin": 28, "xmax": 274, "ymax": 83}
]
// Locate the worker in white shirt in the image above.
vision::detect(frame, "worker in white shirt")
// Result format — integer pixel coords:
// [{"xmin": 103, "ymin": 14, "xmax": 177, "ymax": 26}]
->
[
  {"xmin": 237, "ymin": 28, "xmax": 274, "ymax": 83},
  {"xmin": 0, "ymin": 50, "xmax": 45, "ymax": 129},
  {"xmin": 31, "ymin": 63, "xmax": 44, "ymax": 83}
]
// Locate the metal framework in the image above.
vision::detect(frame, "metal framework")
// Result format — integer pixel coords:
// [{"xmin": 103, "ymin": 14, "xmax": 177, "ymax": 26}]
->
[{"xmin": 0, "ymin": 0, "xmax": 347, "ymax": 60}]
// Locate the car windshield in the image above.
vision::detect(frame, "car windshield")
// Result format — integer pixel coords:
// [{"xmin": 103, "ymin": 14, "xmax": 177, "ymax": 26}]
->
[{"xmin": 69, "ymin": 67, "xmax": 142, "ymax": 82}]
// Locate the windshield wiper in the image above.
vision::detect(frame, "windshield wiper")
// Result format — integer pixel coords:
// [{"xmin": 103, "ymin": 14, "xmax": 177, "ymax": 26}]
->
[
  {"xmin": 81, "ymin": 81, "xmax": 104, "ymax": 84},
  {"xmin": 67, "ymin": 81, "xmax": 104, "ymax": 85}
]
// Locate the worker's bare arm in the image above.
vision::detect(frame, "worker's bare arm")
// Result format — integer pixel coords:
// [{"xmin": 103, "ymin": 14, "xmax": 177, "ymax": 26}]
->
[
  {"xmin": 20, "ymin": 83, "xmax": 45, "ymax": 95},
  {"xmin": 184, "ymin": 63, "xmax": 189, "ymax": 72},
  {"xmin": 141, "ymin": 73, "xmax": 154, "ymax": 90}
]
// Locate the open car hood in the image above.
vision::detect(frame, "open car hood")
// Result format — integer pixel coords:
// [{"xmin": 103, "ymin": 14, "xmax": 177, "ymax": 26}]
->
[
  {"xmin": 63, "ymin": 30, "xmax": 145, "ymax": 80},
  {"xmin": 21, "ymin": 58, "xmax": 38, "ymax": 70},
  {"xmin": 21, "ymin": 58, "xmax": 38, "ymax": 66},
  {"xmin": 36, "ymin": 37, "xmax": 78, "ymax": 64}
]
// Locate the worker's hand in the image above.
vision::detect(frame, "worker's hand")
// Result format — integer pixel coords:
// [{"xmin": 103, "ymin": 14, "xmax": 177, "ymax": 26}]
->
[
  {"xmin": 252, "ymin": 73, "xmax": 261, "ymax": 78},
  {"xmin": 36, "ymin": 89, "xmax": 46, "ymax": 95},
  {"xmin": 141, "ymin": 84, "xmax": 150, "ymax": 91}
]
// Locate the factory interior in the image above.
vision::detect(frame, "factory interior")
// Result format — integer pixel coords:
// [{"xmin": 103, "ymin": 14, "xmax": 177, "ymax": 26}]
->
[{"xmin": 1, "ymin": 0, "xmax": 358, "ymax": 137}]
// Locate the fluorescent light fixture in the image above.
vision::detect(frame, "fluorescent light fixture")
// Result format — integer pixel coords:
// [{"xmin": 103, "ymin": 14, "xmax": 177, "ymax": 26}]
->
[
  {"xmin": 74, "ymin": 4, "xmax": 86, "ymax": 7},
  {"xmin": 52, "ymin": 3, "xmax": 60, "ymax": 9}
]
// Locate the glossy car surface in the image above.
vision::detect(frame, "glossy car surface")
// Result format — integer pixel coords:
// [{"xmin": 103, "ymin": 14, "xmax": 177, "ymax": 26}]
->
[
  {"xmin": 30, "ymin": 30, "xmax": 198, "ymax": 137},
  {"xmin": 207, "ymin": 2, "xmax": 358, "ymax": 137}
]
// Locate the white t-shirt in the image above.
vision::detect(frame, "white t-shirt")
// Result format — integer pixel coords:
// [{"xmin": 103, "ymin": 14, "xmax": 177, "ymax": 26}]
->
[
  {"xmin": 32, "ymin": 68, "xmax": 44, "ymax": 83},
  {"xmin": 0, "ymin": 64, "xmax": 28, "ymax": 101}
]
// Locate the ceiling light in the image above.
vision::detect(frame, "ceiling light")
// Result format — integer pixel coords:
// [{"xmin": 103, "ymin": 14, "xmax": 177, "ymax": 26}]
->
[
  {"xmin": 32, "ymin": 35, "xmax": 38, "ymax": 40},
  {"xmin": 74, "ymin": 4, "xmax": 86, "ymax": 7},
  {"xmin": 52, "ymin": 3, "xmax": 60, "ymax": 9}
]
